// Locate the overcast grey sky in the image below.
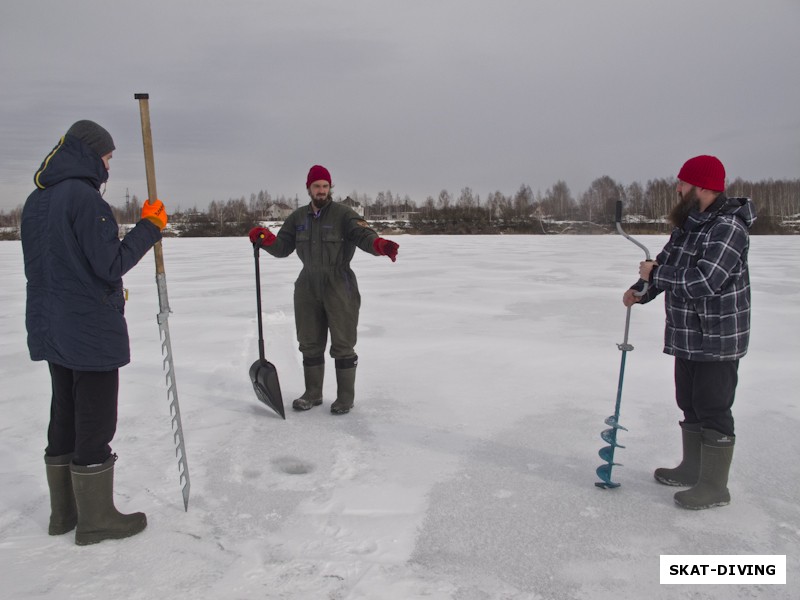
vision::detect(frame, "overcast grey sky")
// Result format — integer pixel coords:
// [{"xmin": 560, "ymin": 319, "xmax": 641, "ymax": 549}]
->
[{"xmin": 2, "ymin": 0, "xmax": 799, "ymax": 213}]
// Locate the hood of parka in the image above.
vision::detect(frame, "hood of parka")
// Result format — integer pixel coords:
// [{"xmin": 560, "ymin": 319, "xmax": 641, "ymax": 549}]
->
[
  {"xmin": 34, "ymin": 134, "xmax": 109, "ymax": 191},
  {"xmin": 684, "ymin": 194, "xmax": 757, "ymax": 232}
]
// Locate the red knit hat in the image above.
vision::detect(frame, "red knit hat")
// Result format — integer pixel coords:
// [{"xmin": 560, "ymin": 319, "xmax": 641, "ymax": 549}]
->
[
  {"xmin": 306, "ymin": 165, "xmax": 332, "ymax": 188},
  {"xmin": 677, "ymin": 155, "xmax": 726, "ymax": 191}
]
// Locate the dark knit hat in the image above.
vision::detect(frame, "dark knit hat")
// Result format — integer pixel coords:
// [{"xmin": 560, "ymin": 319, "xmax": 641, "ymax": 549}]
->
[
  {"xmin": 66, "ymin": 120, "xmax": 115, "ymax": 158},
  {"xmin": 306, "ymin": 164, "xmax": 332, "ymax": 188},
  {"xmin": 677, "ymin": 155, "xmax": 725, "ymax": 192}
]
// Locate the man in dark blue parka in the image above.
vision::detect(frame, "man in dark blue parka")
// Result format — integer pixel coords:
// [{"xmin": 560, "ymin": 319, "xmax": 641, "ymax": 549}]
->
[{"xmin": 21, "ymin": 120, "xmax": 168, "ymax": 545}]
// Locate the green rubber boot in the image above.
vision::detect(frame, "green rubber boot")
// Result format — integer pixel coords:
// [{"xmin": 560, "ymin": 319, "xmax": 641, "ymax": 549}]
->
[
  {"xmin": 45, "ymin": 453, "xmax": 77, "ymax": 535},
  {"xmin": 331, "ymin": 365, "xmax": 356, "ymax": 415},
  {"xmin": 71, "ymin": 455, "xmax": 147, "ymax": 545},
  {"xmin": 654, "ymin": 422, "xmax": 702, "ymax": 486},
  {"xmin": 674, "ymin": 429, "xmax": 735, "ymax": 510},
  {"xmin": 292, "ymin": 361, "xmax": 324, "ymax": 411}
]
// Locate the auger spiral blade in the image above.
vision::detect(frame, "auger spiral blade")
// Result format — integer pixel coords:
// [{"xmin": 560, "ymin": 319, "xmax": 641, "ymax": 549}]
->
[
  {"xmin": 598, "ymin": 445, "xmax": 615, "ymax": 463},
  {"xmin": 600, "ymin": 427, "xmax": 626, "ymax": 448},
  {"xmin": 604, "ymin": 415, "xmax": 628, "ymax": 430},
  {"xmin": 597, "ymin": 427, "xmax": 626, "ymax": 489},
  {"xmin": 595, "ymin": 463, "xmax": 621, "ymax": 489}
]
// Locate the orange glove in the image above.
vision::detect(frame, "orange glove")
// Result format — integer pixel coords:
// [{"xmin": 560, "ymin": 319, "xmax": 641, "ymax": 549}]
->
[{"xmin": 142, "ymin": 199, "xmax": 168, "ymax": 230}]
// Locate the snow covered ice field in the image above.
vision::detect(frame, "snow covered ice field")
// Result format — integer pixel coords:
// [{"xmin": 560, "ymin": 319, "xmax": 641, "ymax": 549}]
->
[{"xmin": 0, "ymin": 234, "xmax": 798, "ymax": 600}]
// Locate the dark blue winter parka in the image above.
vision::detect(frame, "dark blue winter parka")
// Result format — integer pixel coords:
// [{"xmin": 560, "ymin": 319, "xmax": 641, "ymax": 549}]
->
[
  {"xmin": 21, "ymin": 134, "xmax": 161, "ymax": 371},
  {"xmin": 634, "ymin": 195, "xmax": 757, "ymax": 361}
]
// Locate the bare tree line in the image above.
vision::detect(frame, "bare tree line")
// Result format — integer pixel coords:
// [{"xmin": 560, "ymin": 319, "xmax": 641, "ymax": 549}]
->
[{"xmin": 2, "ymin": 176, "xmax": 798, "ymax": 237}]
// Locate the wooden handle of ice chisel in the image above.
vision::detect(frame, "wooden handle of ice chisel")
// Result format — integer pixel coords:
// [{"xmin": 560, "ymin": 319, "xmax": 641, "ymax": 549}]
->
[{"xmin": 135, "ymin": 93, "xmax": 165, "ymax": 274}]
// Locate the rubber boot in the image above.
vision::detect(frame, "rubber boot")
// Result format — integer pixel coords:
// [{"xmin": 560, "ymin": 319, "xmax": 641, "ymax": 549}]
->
[
  {"xmin": 45, "ymin": 453, "xmax": 77, "ymax": 535},
  {"xmin": 71, "ymin": 455, "xmax": 147, "ymax": 545},
  {"xmin": 654, "ymin": 421, "xmax": 702, "ymax": 486},
  {"xmin": 674, "ymin": 428, "xmax": 735, "ymax": 510},
  {"xmin": 331, "ymin": 364, "xmax": 356, "ymax": 415},
  {"xmin": 292, "ymin": 360, "xmax": 324, "ymax": 411}
]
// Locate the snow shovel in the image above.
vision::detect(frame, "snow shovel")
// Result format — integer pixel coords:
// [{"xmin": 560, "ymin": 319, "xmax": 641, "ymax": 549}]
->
[
  {"xmin": 249, "ymin": 243, "xmax": 285, "ymax": 419},
  {"xmin": 596, "ymin": 200, "xmax": 651, "ymax": 489}
]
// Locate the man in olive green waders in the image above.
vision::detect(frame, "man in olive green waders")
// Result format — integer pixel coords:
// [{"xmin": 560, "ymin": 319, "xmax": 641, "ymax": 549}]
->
[{"xmin": 249, "ymin": 165, "xmax": 399, "ymax": 414}]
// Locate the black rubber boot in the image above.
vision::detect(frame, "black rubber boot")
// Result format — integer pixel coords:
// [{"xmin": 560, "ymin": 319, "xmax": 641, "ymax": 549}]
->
[
  {"xmin": 331, "ymin": 361, "xmax": 357, "ymax": 415},
  {"xmin": 292, "ymin": 360, "xmax": 324, "ymax": 411},
  {"xmin": 654, "ymin": 422, "xmax": 702, "ymax": 486},
  {"xmin": 45, "ymin": 453, "xmax": 77, "ymax": 535},
  {"xmin": 674, "ymin": 428, "xmax": 735, "ymax": 510},
  {"xmin": 71, "ymin": 455, "xmax": 147, "ymax": 545}
]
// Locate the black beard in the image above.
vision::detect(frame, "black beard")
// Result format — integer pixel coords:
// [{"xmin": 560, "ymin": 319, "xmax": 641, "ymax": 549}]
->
[
  {"xmin": 311, "ymin": 195, "xmax": 331, "ymax": 211},
  {"xmin": 669, "ymin": 187, "xmax": 700, "ymax": 227}
]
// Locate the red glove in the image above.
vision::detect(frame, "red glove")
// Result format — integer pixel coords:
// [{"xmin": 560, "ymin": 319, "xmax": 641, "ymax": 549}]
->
[
  {"xmin": 373, "ymin": 237, "xmax": 399, "ymax": 262},
  {"xmin": 142, "ymin": 199, "xmax": 168, "ymax": 230},
  {"xmin": 249, "ymin": 227, "xmax": 276, "ymax": 247}
]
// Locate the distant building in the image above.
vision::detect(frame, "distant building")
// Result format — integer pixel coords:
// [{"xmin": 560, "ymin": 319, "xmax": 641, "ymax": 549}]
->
[
  {"xmin": 368, "ymin": 210, "xmax": 419, "ymax": 221},
  {"xmin": 264, "ymin": 202, "xmax": 294, "ymax": 220},
  {"xmin": 340, "ymin": 196, "xmax": 364, "ymax": 217}
]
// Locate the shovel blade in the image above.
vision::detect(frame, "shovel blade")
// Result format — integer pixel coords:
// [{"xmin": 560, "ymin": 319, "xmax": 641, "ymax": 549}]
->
[{"xmin": 249, "ymin": 359, "xmax": 285, "ymax": 419}]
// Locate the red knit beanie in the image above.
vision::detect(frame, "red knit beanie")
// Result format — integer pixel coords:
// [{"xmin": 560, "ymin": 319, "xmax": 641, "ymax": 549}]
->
[
  {"xmin": 677, "ymin": 155, "xmax": 726, "ymax": 191},
  {"xmin": 306, "ymin": 165, "xmax": 332, "ymax": 188}
]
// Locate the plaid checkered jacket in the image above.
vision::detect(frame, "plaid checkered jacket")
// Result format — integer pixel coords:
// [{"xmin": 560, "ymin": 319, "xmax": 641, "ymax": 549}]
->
[{"xmin": 635, "ymin": 195, "xmax": 756, "ymax": 361}]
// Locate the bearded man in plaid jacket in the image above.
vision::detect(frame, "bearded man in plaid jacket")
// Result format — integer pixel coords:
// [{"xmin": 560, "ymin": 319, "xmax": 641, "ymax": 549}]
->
[{"xmin": 623, "ymin": 155, "xmax": 756, "ymax": 511}]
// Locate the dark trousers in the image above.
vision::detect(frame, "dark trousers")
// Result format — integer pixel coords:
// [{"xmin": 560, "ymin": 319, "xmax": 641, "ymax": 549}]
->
[
  {"xmin": 46, "ymin": 362, "xmax": 119, "ymax": 466},
  {"xmin": 674, "ymin": 357, "xmax": 739, "ymax": 436}
]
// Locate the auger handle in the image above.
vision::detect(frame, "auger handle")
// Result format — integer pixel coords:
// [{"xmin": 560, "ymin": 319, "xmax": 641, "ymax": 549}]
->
[{"xmin": 615, "ymin": 200, "xmax": 651, "ymax": 296}]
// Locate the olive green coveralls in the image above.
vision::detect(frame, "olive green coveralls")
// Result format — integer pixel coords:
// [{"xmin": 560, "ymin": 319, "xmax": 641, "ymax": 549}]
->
[{"xmin": 265, "ymin": 199, "xmax": 379, "ymax": 407}]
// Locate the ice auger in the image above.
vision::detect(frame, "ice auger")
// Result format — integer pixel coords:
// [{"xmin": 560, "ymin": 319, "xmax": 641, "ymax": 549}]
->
[{"xmin": 596, "ymin": 200, "xmax": 651, "ymax": 489}]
